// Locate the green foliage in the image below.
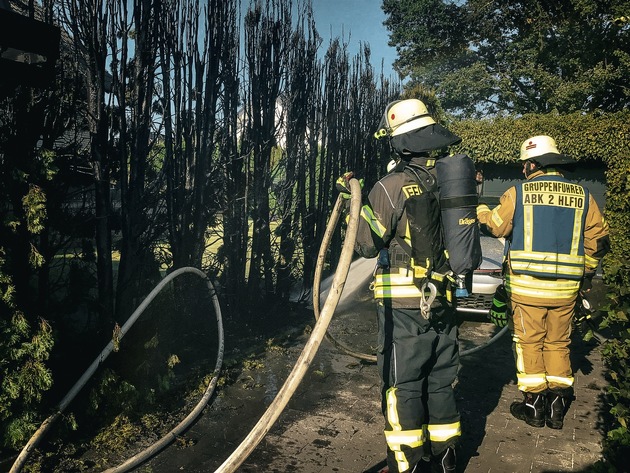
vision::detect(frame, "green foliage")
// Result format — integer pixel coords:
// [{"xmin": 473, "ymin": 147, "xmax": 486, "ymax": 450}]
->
[
  {"xmin": 594, "ymin": 280, "xmax": 630, "ymax": 471},
  {"xmin": 157, "ymin": 354, "xmax": 181, "ymax": 392},
  {"xmin": 86, "ymin": 369, "xmax": 142, "ymax": 417},
  {"xmin": 450, "ymin": 111, "xmax": 630, "ymax": 164},
  {"xmin": 0, "ymin": 181, "xmax": 54, "ymax": 449},
  {"xmin": 383, "ymin": 0, "xmax": 630, "ymax": 117},
  {"xmin": 33, "ymin": 149, "xmax": 58, "ymax": 182},
  {"xmin": 0, "ymin": 311, "xmax": 54, "ymax": 449},
  {"xmin": 1, "ymin": 79, "xmax": 58, "ymax": 456},
  {"xmin": 400, "ymin": 84, "xmax": 447, "ymax": 123},
  {"xmin": 22, "ymin": 185, "xmax": 47, "ymax": 236},
  {"xmin": 91, "ymin": 414, "xmax": 143, "ymax": 452},
  {"xmin": 597, "ymin": 154, "xmax": 630, "ymax": 471}
]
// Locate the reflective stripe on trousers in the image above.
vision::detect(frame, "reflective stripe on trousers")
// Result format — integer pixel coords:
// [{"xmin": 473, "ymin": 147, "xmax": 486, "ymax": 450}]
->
[
  {"xmin": 377, "ymin": 303, "xmax": 461, "ymax": 472},
  {"xmin": 511, "ymin": 302, "xmax": 575, "ymax": 392}
]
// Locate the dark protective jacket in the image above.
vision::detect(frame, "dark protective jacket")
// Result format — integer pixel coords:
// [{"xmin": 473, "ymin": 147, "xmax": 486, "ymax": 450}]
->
[
  {"xmin": 353, "ymin": 156, "xmax": 462, "ymax": 470},
  {"xmin": 352, "ymin": 157, "xmax": 450, "ymax": 308}
]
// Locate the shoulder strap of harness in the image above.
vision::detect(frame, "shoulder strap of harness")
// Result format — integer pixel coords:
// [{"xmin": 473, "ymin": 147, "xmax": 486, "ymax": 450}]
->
[{"xmin": 394, "ymin": 163, "xmax": 437, "ymax": 255}]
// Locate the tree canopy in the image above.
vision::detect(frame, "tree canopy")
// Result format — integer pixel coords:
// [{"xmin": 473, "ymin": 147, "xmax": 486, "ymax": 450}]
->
[{"xmin": 382, "ymin": 0, "xmax": 630, "ymax": 117}]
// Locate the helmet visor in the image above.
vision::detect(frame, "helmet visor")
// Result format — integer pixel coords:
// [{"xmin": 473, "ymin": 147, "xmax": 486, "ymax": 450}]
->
[{"xmin": 390, "ymin": 123, "xmax": 461, "ymax": 155}]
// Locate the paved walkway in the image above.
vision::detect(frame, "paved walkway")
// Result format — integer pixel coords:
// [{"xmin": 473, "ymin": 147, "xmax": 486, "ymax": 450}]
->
[
  {"xmin": 238, "ymin": 323, "xmax": 607, "ymax": 473},
  {"xmin": 145, "ymin": 280, "xmax": 610, "ymax": 473}
]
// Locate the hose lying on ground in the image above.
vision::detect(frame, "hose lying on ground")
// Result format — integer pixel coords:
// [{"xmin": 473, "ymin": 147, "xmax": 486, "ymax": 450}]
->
[
  {"xmin": 10, "ymin": 267, "xmax": 224, "ymax": 473},
  {"xmin": 102, "ymin": 271, "xmax": 224, "ymax": 473},
  {"xmin": 459, "ymin": 325, "xmax": 508, "ymax": 356},
  {"xmin": 213, "ymin": 178, "xmax": 363, "ymax": 473}
]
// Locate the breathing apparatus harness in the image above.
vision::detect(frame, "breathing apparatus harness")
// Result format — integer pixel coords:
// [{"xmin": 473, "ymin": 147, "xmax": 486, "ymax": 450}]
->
[{"xmin": 389, "ymin": 159, "xmax": 451, "ymax": 317}]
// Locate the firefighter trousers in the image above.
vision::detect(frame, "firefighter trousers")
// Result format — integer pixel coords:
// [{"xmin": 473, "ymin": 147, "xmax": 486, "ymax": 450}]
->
[
  {"xmin": 376, "ymin": 299, "xmax": 461, "ymax": 473},
  {"xmin": 510, "ymin": 300, "xmax": 575, "ymax": 394}
]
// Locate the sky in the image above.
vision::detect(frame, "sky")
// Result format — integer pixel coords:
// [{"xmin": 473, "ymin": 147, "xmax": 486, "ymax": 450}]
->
[{"xmin": 310, "ymin": 0, "xmax": 399, "ymax": 79}]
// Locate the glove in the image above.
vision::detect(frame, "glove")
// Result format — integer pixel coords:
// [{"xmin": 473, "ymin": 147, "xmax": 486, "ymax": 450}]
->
[
  {"xmin": 335, "ymin": 172, "xmax": 364, "ymax": 199},
  {"xmin": 488, "ymin": 284, "xmax": 509, "ymax": 327},
  {"xmin": 489, "ymin": 306, "xmax": 509, "ymax": 327},
  {"xmin": 574, "ymin": 292, "xmax": 594, "ymax": 335},
  {"xmin": 580, "ymin": 271, "xmax": 595, "ymax": 293}
]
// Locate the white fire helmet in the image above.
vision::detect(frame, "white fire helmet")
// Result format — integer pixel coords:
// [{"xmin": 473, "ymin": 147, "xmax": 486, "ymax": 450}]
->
[
  {"xmin": 374, "ymin": 99, "xmax": 436, "ymax": 139},
  {"xmin": 519, "ymin": 135, "xmax": 575, "ymax": 167},
  {"xmin": 519, "ymin": 135, "xmax": 561, "ymax": 161}
]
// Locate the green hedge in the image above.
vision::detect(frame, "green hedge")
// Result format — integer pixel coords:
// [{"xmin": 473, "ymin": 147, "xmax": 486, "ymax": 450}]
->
[
  {"xmin": 450, "ymin": 111, "xmax": 629, "ymax": 163},
  {"xmin": 452, "ymin": 111, "xmax": 630, "ymax": 471}
]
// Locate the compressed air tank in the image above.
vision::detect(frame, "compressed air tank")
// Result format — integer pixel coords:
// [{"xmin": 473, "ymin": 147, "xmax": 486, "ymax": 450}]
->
[{"xmin": 435, "ymin": 153, "xmax": 482, "ymax": 296}]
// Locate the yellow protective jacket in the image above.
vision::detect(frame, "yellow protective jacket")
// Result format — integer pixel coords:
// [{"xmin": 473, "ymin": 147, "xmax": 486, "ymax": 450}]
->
[{"xmin": 476, "ymin": 169, "xmax": 610, "ymax": 306}]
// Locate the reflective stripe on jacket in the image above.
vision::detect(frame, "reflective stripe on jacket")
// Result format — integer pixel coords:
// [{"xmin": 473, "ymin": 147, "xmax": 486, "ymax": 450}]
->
[
  {"xmin": 476, "ymin": 168, "xmax": 610, "ymax": 306},
  {"xmin": 511, "ymin": 174, "xmax": 588, "ymax": 280},
  {"xmin": 353, "ymin": 157, "xmax": 446, "ymax": 308}
]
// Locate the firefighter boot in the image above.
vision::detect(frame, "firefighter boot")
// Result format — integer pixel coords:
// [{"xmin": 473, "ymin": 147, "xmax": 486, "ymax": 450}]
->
[
  {"xmin": 510, "ymin": 392, "xmax": 545, "ymax": 427},
  {"xmin": 546, "ymin": 391, "xmax": 568, "ymax": 429},
  {"xmin": 430, "ymin": 446, "xmax": 456, "ymax": 473},
  {"xmin": 374, "ymin": 462, "xmax": 426, "ymax": 473}
]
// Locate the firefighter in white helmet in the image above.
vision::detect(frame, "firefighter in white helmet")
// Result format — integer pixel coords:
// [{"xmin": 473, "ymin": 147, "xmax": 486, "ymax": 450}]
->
[
  {"xmin": 337, "ymin": 98, "xmax": 465, "ymax": 473},
  {"xmin": 477, "ymin": 135, "xmax": 610, "ymax": 429}
]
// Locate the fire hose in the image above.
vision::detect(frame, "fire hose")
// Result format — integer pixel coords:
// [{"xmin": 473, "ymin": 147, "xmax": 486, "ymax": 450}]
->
[
  {"xmin": 311, "ymin": 193, "xmax": 377, "ymax": 362},
  {"xmin": 10, "ymin": 267, "xmax": 224, "ymax": 473},
  {"xmin": 212, "ymin": 181, "xmax": 505, "ymax": 472},
  {"xmin": 213, "ymin": 178, "xmax": 363, "ymax": 473},
  {"xmin": 12, "ymin": 180, "xmax": 362, "ymax": 473},
  {"xmin": 313, "ymin": 252, "xmax": 508, "ymax": 362},
  {"xmin": 11, "ymin": 176, "xmax": 507, "ymax": 472}
]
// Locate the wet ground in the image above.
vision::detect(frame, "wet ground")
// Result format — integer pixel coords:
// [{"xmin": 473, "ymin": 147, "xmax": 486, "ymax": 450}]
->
[
  {"xmin": 2, "ymin": 269, "xmax": 610, "ymax": 473},
  {"xmin": 134, "ymin": 277, "xmax": 611, "ymax": 473}
]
